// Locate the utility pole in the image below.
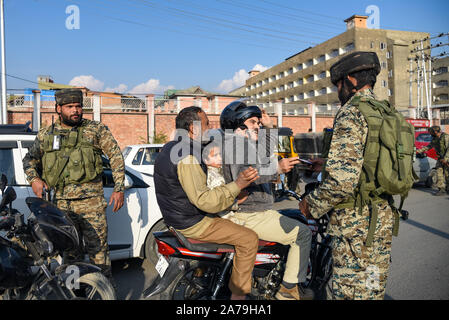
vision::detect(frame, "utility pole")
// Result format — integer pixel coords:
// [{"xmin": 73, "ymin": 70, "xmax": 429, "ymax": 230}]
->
[{"xmin": 0, "ymin": 0, "xmax": 7, "ymax": 125}]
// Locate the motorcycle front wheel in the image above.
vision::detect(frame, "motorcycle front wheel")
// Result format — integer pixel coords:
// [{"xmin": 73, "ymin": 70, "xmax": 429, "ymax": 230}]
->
[{"xmin": 26, "ymin": 271, "xmax": 116, "ymax": 300}]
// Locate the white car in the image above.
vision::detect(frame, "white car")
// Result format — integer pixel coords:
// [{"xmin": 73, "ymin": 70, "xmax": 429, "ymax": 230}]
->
[
  {"xmin": 122, "ymin": 144, "xmax": 164, "ymax": 176},
  {"xmin": 0, "ymin": 124, "xmax": 166, "ymax": 265},
  {"xmin": 413, "ymin": 153, "xmax": 437, "ymax": 187}
]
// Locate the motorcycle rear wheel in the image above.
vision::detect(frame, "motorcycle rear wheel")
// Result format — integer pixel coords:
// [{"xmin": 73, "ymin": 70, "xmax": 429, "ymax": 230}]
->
[{"xmin": 162, "ymin": 261, "xmax": 224, "ymax": 300}]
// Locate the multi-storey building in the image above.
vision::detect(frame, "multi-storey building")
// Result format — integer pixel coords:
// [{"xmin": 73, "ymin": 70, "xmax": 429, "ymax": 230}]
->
[
  {"xmin": 432, "ymin": 56, "xmax": 449, "ymax": 125},
  {"xmin": 245, "ymin": 14, "xmax": 429, "ymax": 113}
]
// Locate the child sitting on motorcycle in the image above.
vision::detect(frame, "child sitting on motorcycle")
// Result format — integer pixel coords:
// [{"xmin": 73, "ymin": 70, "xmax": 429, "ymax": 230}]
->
[{"xmin": 203, "ymin": 141, "xmax": 248, "ymax": 225}]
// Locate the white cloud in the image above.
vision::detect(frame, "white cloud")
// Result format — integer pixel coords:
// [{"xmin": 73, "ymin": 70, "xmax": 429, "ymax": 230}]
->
[
  {"xmin": 216, "ymin": 64, "xmax": 270, "ymax": 93},
  {"xmin": 129, "ymin": 79, "xmax": 174, "ymax": 94},
  {"xmin": 69, "ymin": 75, "xmax": 104, "ymax": 91},
  {"xmin": 105, "ymin": 83, "xmax": 128, "ymax": 93}
]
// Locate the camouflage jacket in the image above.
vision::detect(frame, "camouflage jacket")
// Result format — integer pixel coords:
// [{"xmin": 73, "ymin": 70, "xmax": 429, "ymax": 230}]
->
[
  {"xmin": 417, "ymin": 132, "xmax": 449, "ymax": 161},
  {"xmin": 23, "ymin": 119, "xmax": 125, "ymax": 200},
  {"xmin": 305, "ymin": 89, "xmax": 391, "ymax": 236}
]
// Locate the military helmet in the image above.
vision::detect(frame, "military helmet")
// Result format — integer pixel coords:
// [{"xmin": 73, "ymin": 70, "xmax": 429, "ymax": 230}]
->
[
  {"xmin": 429, "ymin": 125, "xmax": 441, "ymax": 134},
  {"xmin": 220, "ymin": 101, "xmax": 262, "ymax": 131},
  {"xmin": 330, "ymin": 51, "xmax": 381, "ymax": 86}
]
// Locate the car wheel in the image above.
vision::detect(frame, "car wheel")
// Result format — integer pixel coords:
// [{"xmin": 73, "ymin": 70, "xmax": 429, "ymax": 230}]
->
[{"xmin": 144, "ymin": 219, "xmax": 168, "ymax": 266}]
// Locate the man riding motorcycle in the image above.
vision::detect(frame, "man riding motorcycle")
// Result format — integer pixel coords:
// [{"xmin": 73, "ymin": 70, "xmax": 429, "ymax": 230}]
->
[{"xmin": 219, "ymin": 101, "xmax": 314, "ymax": 300}]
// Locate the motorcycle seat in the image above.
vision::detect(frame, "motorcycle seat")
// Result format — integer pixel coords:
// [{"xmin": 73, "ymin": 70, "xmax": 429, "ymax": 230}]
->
[{"xmin": 169, "ymin": 227, "xmax": 277, "ymax": 253}]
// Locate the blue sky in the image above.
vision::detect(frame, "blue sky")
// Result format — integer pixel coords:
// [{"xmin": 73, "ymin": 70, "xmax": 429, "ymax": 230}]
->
[{"xmin": 5, "ymin": 0, "xmax": 449, "ymax": 95}]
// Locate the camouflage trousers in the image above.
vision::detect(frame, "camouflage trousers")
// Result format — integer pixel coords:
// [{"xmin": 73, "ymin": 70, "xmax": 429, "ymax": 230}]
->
[
  {"xmin": 434, "ymin": 162, "xmax": 449, "ymax": 191},
  {"xmin": 328, "ymin": 201, "xmax": 394, "ymax": 300},
  {"xmin": 57, "ymin": 196, "xmax": 111, "ymax": 278}
]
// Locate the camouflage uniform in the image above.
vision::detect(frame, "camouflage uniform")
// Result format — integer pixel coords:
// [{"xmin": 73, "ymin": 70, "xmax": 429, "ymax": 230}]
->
[
  {"xmin": 23, "ymin": 118, "xmax": 125, "ymax": 277},
  {"xmin": 417, "ymin": 133, "xmax": 449, "ymax": 192},
  {"xmin": 305, "ymin": 89, "xmax": 395, "ymax": 300}
]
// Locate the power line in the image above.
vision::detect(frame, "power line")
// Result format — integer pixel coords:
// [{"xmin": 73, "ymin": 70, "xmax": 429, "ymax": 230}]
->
[
  {"xmin": 258, "ymin": 0, "xmax": 342, "ymax": 22},
  {"xmin": 129, "ymin": 0, "xmax": 322, "ymax": 44}
]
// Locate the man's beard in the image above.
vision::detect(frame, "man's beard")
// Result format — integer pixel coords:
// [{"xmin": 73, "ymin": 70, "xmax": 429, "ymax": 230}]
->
[
  {"xmin": 338, "ymin": 79, "xmax": 356, "ymax": 106},
  {"xmin": 60, "ymin": 112, "xmax": 82, "ymax": 127}
]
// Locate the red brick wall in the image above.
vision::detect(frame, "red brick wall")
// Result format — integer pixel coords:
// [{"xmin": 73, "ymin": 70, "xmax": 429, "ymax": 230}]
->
[
  {"xmin": 8, "ymin": 108, "xmax": 337, "ymax": 149},
  {"xmin": 101, "ymin": 112, "xmax": 148, "ymax": 148}
]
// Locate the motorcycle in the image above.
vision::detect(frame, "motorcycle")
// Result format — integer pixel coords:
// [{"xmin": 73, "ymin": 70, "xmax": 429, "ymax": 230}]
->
[
  {"xmin": 0, "ymin": 174, "xmax": 116, "ymax": 300},
  {"xmin": 142, "ymin": 183, "xmax": 333, "ymax": 300}
]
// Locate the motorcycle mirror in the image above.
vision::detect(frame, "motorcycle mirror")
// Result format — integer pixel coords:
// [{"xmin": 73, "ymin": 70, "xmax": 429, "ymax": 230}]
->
[
  {"xmin": 0, "ymin": 187, "xmax": 17, "ymax": 211},
  {"xmin": 0, "ymin": 174, "xmax": 7, "ymax": 192}
]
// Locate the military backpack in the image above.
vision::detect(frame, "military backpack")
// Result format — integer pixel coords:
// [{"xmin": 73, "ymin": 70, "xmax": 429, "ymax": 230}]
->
[{"xmin": 325, "ymin": 96, "xmax": 418, "ymax": 246}]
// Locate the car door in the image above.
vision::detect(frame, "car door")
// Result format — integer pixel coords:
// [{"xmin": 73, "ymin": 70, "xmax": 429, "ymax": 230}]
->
[{"xmin": 102, "ymin": 165, "xmax": 143, "ymax": 260}]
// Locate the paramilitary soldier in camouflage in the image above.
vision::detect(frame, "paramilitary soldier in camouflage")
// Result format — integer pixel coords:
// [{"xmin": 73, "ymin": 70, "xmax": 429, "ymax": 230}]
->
[
  {"xmin": 299, "ymin": 52, "xmax": 397, "ymax": 300},
  {"xmin": 417, "ymin": 125, "xmax": 449, "ymax": 196},
  {"xmin": 22, "ymin": 89, "xmax": 125, "ymax": 281}
]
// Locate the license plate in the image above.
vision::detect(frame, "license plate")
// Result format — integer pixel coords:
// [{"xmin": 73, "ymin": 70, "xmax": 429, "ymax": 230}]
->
[{"xmin": 155, "ymin": 255, "xmax": 169, "ymax": 278}]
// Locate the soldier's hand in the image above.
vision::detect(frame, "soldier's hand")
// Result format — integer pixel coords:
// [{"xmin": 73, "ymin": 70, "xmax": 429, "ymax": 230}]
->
[
  {"xmin": 278, "ymin": 157, "xmax": 300, "ymax": 174},
  {"xmin": 109, "ymin": 191, "xmax": 124, "ymax": 212},
  {"xmin": 235, "ymin": 167, "xmax": 259, "ymax": 189},
  {"xmin": 31, "ymin": 178, "xmax": 48, "ymax": 199}
]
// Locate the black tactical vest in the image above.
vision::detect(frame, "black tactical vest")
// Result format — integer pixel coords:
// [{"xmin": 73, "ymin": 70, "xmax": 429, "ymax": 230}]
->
[{"xmin": 154, "ymin": 139, "xmax": 208, "ymax": 230}]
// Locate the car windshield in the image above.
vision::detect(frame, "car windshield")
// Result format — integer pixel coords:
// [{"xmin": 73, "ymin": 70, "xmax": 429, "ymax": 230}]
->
[
  {"xmin": 122, "ymin": 146, "xmax": 132, "ymax": 160},
  {"xmin": 416, "ymin": 133, "xmax": 432, "ymax": 142}
]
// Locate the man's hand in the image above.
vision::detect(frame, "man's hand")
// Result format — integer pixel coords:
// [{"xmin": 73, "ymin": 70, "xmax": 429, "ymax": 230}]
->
[
  {"xmin": 109, "ymin": 191, "xmax": 125, "ymax": 212},
  {"xmin": 278, "ymin": 157, "xmax": 300, "ymax": 174},
  {"xmin": 260, "ymin": 109, "xmax": 273, "ymax": 128},
  {"xmin": 31, "ymin": 178, "xmax": 49, "ymax": 199},
  {"xmin": 308, "ymin": 158, "xmax": 325, "ymax": 173},
  {"xmin": 235, "ymin": 167, "xmax": 259, "ymax": 189},
  {"xmin": 236, "ymin": 190, "xmax": 249, "ymax": 205},
  {"xmin": 298, "ymin": 199, "xmax": 312, "ymax": 219}
]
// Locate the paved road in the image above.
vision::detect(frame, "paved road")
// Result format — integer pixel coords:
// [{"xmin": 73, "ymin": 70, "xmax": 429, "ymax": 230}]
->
[{"xmin": 111, "ymin": 184, "xmax": 449, "ymax": 300}]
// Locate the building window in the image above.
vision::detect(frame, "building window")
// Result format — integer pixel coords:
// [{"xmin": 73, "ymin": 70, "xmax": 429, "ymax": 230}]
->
[
  {"xmin": 296, "ymin": 64, "xmax": 303, "ymax": 72},
  {"xmin": 388, "ymin": 89, "xmax": 392, "ymax": 96},
  {"xmin": 434, "ymin": 80, "xmax": 448, "ymax": 88},
  {"xmin": 342, "ymin": 43, "xmax": 355, "ymax": 53},
  {"xmin": 382, "ymin": 62, "xmax": 387, "ymax": 69},
  {"xmin": 388, "ymin": 70, "xmax": 393, "ymax": 78},
  {"xmin": 298, "ymin": 93, "xmax": 304, "ymax": 100},
  {"xmin": 328, "ymin": 49, "xmax": 339, "ymax": 59},
  {"xmin": 305, "ymin": 59, "xmax": 313, "ymax": 68},
  {"xmin": 319, "ymin": 87, "xmax": 327, "ymax": 95},
  {"xmin": 318, "ymin": 71, "xmax": 326, "ymax": 79},
  {"xmin": 317, "ymin": 55, "xmax": 325, "ymax": 63},
  {"xmin": 287, "ymin": 68, "xmax": 293, "ymax": 75},
  {"xmin": 328, "ymin": 85, "xmax": 337, "ymax": 93},
  {"xmin": 370, "ymin": 41, "xmax": 375, "ymax": 49},
  {"xmin": 308, "ymin": 90, "xmax": 315, "ymax": 97},
  {"xmin": 434, "ymin": 67, "xmax": 448, "ymax": 75},
  {"xmin": 380, "ymin": 42, "xmax": 387, "ymax": 50},
  {"xmin": 270, "ymin": 76, "xmax": 276, "ymax": 82},
  {"xmin": 386, "ymin": 51, "xmax": 392, "ymax": 59},
  {"xmin": 436, "ymin": 94, "xmax": 449, "ymax": 101},
  {"xmin": 287, "ymin": 82, "xmax": 294, "ymax": 89},
  {"xmin": 306, "ymin": 75, "xmax": 314, "ymax": 83},
  {"xmin": 381, "ymin": 80, "xmax": 387, "ymax": 88}
]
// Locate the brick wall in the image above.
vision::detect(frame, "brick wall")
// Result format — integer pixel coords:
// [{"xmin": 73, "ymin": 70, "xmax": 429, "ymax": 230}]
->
[{"xmin": 7, "ymin": 107, "xmax": 343, "ymax": 149}]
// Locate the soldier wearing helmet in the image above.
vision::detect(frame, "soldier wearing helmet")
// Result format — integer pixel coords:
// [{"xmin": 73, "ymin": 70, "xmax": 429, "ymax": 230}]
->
[
  {"xmin": 417, "ymin": 125, "xmax": 449, "ymax": 195},
  {"xmin": 219, "ymin": 101, "xmax": 314, "ymax": 300},
  {"xmin": 299, "ymin": 51, "xmax": 396, "ymax": 299}
]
